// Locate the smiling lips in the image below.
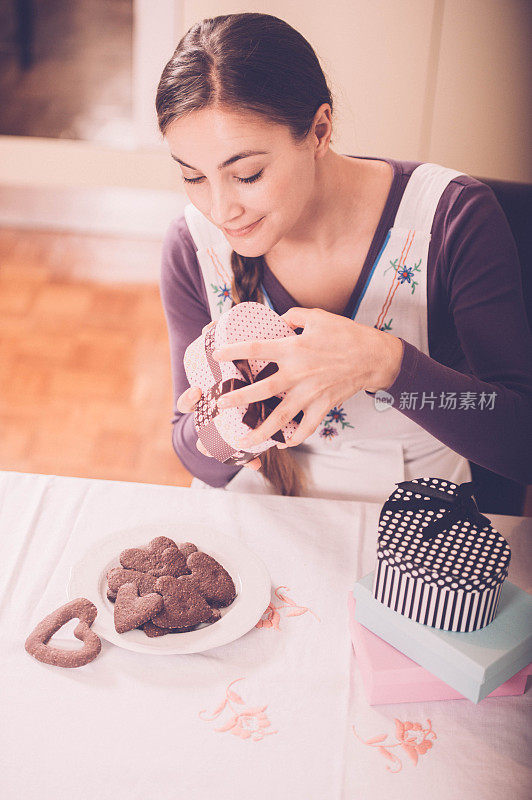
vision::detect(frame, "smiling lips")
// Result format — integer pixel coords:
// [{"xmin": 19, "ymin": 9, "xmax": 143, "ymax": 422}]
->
[{"xmin": 224, "ymin": 217, "xmax": 264, "ymax": 237}]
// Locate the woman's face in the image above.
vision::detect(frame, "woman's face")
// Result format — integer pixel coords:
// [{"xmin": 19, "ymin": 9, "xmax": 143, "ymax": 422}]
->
[{"xmin": 164, "ymin": 106, "xmax": 320, "ymax": 257}]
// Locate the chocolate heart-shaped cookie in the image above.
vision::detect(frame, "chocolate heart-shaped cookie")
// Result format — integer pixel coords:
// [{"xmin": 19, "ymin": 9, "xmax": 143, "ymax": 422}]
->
[
  {"xmin": 143, "ymin": 606, "xmax": 221, "ymax": 636},
  {"xmin": 178, "ymin": 542, "xmax": 198, "ymax": 558},
  {"xmin": 119, "ymin": 537, "xmax": 188, "ymax": 577},
  {"xmin": 142, "ymin": 619, "xmax": 197, "ymax": 637},
  {"xmin": 114, "ymin": 582, "xmax": 163, "ymax": 634},
  {"xmin": 142, "ymin": 620, "xmax": 173, "ymax": 637},
  {"xmin": 25, "ymin": 598, "xmax": 101, "ymax": 668},
  {"xmin": 151, "ymin": 536, "xmax": 178, "ymax": 549},
  {"xmin": 151, "ymin": 575, "xmax": 213, "ymax": 629},
  {"xmin": 107, "ymin": 567, "xmax": 158, "ymax": 598},
  {"xmin": 185, "ymin": 552, "xmax": 236, "ymax": 607}
]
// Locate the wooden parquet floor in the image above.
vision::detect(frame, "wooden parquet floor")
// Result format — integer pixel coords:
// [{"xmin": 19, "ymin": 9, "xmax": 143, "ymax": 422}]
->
[{"xmin": 0, "ymin": 227, "xmax": 191, "ymax": 487}]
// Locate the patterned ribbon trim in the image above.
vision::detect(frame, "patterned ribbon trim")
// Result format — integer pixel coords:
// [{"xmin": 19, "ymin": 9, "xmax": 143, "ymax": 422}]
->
[
  {"xmin": 381, "ymin": 480, "xmax": 491, "ymax": 541},
  {"xmin": 196, "ymin": 325, "xmax": 256, "ymax": 464},
  {"xmin": 231, "ymin": 359, "xmax": 303, "ymax": 443}
]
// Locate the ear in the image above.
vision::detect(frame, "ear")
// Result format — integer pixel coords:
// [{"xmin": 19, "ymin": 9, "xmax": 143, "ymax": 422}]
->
[{"xmin": 311, "ymin": 103, "xmax": 333, "ymax": 158}]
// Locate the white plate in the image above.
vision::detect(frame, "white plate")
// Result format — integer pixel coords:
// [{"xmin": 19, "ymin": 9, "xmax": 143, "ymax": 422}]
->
[{"xmin": 68, "ymin": 522, "xmax": 271, "ymax": 655}]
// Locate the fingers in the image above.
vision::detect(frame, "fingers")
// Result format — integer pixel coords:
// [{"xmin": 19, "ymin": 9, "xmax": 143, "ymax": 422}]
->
[
  {"xmin": 214, "ymin": 309, "xmax": 316, "ymax": 361},
  {"xmin": 239, "ymin": 395, "xmax": 304, "ymax": 448},
  {"xmin": 196, "ymin": 439, "xmax": 212, "ymax": 457},
  {"xmin": 279, "ymin": 403, "xmax": 324, "ymax": 447},
  {"xmin": 217, "ymin": 373, "xmax": 294, "ymax": 409},
  {"xmin": 240, "ymin": 398, "xmax": 327, "ymax": 450},
  {"xmin": 280, "ymin": 306, "xmax": 315, "ymax": 330},
  {"xmin": 177, "ymin": 386, "xmax": 202, "ymax": 413},
  {"xmin": 213, "ymin": 336, "xmax": 289, "ymax": 363},
  {"xmin": 201, "ymin": 321, "xmax": 215, "ymax": 335}
]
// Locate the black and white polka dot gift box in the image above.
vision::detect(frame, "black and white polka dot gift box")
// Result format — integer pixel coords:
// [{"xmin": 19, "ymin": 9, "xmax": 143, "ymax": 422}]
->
[{"xmin": 372, "ymin": 477, "xmax": 511, "ymax": 632}]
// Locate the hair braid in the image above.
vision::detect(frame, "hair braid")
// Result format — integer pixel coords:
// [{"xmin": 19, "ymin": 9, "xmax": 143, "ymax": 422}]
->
[{"xmin": 230, "ymin": 250, "xmax": 306, "ymax": 496}]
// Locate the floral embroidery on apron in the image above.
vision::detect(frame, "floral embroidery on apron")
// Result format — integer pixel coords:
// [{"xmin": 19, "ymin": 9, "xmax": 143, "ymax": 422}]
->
[
  {"xmin": 207, "ymin": 247, "xmax": 233, "ymax": 313},
  {"xmin": 319, "ymin": 405, "xmax": 355, "ymax": 439},
  {"xmin": 377, "ymin": 318, "xmax": 393, "ymax": 331},
  {"xmin": 377, "ymin": 234, "xmax": 421, "ymax": 325}
]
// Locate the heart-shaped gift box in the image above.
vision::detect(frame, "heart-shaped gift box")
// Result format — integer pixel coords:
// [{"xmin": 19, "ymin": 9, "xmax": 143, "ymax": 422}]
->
[
  {"xmin": 372, "ymin": 477, "xmax": 511, "ymax": 632},
  {"xmin": 183, "ymin": 302, "xmax": 302, "ymax": 466}
]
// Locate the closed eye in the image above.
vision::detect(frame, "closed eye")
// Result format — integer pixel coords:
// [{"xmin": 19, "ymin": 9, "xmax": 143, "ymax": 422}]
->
[
  {"xmin": 237, "ymin": 170, "xmax": 264, "ymax": 184},
  {"xmin": 182, "ymin": 169, "xmax": 264, "ymax": 185}
]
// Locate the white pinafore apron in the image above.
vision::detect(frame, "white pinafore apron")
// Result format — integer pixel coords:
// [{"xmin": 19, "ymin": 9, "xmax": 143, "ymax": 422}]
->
[{"xmin": 184, "ymin": 162, "xmax": 472, "ymax": 502}]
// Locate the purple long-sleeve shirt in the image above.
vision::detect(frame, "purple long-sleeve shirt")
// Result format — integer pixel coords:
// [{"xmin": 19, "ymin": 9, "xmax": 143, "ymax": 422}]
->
[{"xmin": 159, "ymin": 156, "xmax": 532, "ymax": 487}]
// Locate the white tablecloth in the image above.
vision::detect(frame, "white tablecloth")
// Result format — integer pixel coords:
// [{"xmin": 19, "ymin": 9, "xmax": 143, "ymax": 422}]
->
[{"xmin": 0, "ymin": 471, "xmax": 530, "ymax": 800}]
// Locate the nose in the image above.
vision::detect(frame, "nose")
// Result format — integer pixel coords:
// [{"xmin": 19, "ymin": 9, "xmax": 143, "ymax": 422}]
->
[{"xmin": 209, "ymin": 184, "xmax": 243, "ymax": 228}]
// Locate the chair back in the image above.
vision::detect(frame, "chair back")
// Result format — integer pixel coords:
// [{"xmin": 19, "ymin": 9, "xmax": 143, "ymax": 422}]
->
[{"xmin": 468, "ymin": 175, "xmax": 531, "ymax": 514}]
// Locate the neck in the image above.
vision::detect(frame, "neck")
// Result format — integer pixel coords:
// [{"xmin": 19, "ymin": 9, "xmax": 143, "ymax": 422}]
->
[{"xmin": 269, "ymin": 149, "xmax": 367, "ymax": 259}]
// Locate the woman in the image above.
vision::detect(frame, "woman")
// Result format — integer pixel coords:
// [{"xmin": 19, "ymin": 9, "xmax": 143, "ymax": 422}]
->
[{"xmin": 156, "ymin": 12, "xmax": 532, "ymax": 501}]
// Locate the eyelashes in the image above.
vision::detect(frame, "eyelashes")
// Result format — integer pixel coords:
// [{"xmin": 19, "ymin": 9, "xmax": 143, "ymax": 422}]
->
[
  {"xmin": 182, "ymin": 169, "xmax": 264, "ymax": 185},
  {"xmin": 238, "ymin": 169, "xmax": 264, "ymax": 184}
]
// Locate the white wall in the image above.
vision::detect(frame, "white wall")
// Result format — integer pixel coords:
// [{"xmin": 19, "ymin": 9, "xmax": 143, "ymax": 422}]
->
[
  {"xmin": 182, "ymin": 0, "xmax": 438, "ymax": 162},
  {"xmin": 0, "ymin": 0, "xmax": 529, "ymax": 190},
  {"xmin": 182, "ymin": 0, "xmax": 532, "ymax": 181},
  {"xmin": 431, "ymin": 0, "xmax": 532, "ymax": 180},
  {"xmin": 133, "ymin": 0, "xmax": 184, "ymax": 148}
]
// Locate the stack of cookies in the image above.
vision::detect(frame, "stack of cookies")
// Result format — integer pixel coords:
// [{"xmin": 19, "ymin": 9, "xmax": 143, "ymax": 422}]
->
[{"xmin": 107, "ymin": 536, "xmax": 237, "ymax": 637}]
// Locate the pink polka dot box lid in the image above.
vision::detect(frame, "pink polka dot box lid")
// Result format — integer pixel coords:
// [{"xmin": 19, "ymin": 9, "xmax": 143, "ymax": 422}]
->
[
  {"xmin": 183, "ymin": 302, "xmax": 302, "ymax": 466},
  {"xmin": 373, "ymin": 477, "xmax": 512, "ymax": 632}
]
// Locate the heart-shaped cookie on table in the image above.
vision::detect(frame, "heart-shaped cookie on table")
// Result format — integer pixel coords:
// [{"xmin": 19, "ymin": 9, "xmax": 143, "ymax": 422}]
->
[
  {"xmin": 114, "ymin": 582, "xmax": 163, "ymax": 634},
  {"xmin": 142, "ymin": 619, "xmax": 196, "ymax": 637},
  {"xmin": 185, "ymin": 552, "xmax": 236, "ymax": 607},
  {"xmin": 178, "ymin": 542, "xmax": 198, "ymax": 558},
  {"xmin": 119, "ymin": 537, "xmax": 188, "ymax": 577},
  {"xmin": 25, "ymin": 598, "xmax": 101, "ymax": 668},
  {"xmin": 143, "ymin": 620, "xmax": 176, "ymax": 637},
  {"xmin": 107, "ymin": 567, "xmax": 159, "ymax": 601},
  {"xmin": 142, "ymin": 605, "xmax": 221, "ymax": 636},
  {"xmin": 151, "ymin": 575, "xmax": 214, "ymax": 629},
  {"xmin": 151, "ymin": 536, "xmax": 179, "ymax": 549}
]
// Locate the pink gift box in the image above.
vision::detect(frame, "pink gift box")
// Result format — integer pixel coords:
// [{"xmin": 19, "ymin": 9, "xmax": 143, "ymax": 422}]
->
[
  {"xmin": 183, "ymin": 302, "xmax": 302, "ymax": 466},
  {"xmin": 347, "ymin": 592, "xmax": 531, "ymax": 705}
]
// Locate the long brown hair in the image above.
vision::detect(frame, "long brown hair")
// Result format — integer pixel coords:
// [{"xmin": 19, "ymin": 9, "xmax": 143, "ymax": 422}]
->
[{"xmin": 156, "ymin": 13, "xmax": 334, "ymax": 495}]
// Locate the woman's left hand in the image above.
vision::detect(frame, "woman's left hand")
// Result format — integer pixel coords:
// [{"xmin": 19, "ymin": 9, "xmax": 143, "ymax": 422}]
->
[{"xmin": 212, "ymin": 307, "xmax": 404, "ymax": 449}]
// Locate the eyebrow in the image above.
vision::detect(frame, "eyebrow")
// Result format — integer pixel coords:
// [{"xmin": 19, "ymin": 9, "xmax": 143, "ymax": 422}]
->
[{"xmin": 171, "ymin": 150, "xmax": 269, "ymax": 171}]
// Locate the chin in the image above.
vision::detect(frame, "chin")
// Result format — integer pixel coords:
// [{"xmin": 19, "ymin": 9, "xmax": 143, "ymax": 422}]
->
[
  {"xmin": 232, "ymin": 231, "xmax": 283, "ymax": 260},
  {"xmin": 227, "ymin": 235, "xmax": 269, "ymax": 259},
  {"xmin": 232, "ymin": 244, "xmax": 266, "ymax": 259}
]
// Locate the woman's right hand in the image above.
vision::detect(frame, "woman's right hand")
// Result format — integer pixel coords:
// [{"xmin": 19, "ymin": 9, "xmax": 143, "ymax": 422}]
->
[{"xmin": 177, "ymin": 324, "xmax": 262, "ymax": 470}]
